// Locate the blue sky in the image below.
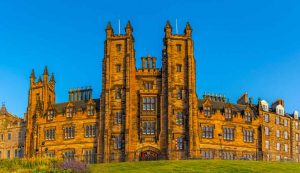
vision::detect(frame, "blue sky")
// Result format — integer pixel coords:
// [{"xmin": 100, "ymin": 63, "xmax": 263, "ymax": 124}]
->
[{"xmin": 1, "ymin": 0, "xmax": 300, "ymax": 116}]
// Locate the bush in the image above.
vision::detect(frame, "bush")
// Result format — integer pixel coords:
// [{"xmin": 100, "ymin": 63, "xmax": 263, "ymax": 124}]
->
[{"xmin": 60, "ymin": 160, "xmax": 89, "ymax": 173}]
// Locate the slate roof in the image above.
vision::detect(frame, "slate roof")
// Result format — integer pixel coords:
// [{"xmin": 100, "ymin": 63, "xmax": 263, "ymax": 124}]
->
[
  {"xmin": 198, "ymin": 99, "xmax": 259, "ymax": 117},
  {"xmin": 53, "ymin": 98, "xmax": 100, "ymax": 114}
]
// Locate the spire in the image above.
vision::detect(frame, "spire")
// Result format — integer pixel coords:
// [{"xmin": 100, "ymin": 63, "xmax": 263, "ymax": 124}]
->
[
  {"xmin": 125, "ymin": 20, "xmax": 133, "ymax": 36},
  {"xmin": 0, "ymin": 102, "xmax": 7, "ymax": 115},
  {"xmin": 50, "ymin": 73, "xmax": 55, "ymax": 83},
  {"xmin": 164, "ymin": 20, "xmax": 172, "ymax": 37},
  {"xmin": 106, "ymin": 21, "xmax": 114, "ymax": 38},
  {"xmin": 30, "ymin": 69, "xmax": 36, "ymax": 79},
  {"xmin": 184, "ymin": 22, "xmax": 192, "ymax": 37},
  {"xmin": 43, "ymin": 66, "xmax": 49, "ymax": 76}
]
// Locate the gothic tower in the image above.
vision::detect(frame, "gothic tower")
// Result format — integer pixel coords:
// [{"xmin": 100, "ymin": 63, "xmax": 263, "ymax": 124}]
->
[
  {"xmin": 25, "ymin": 67, "xmax": 55, "ymax": 158},
  {"xmin": 161, "ymin": 21, "xmax": 199, "ymax": 159},
  {"xmin": 99, "ymin": 21, "xmax": 138, "ymax": 162}
]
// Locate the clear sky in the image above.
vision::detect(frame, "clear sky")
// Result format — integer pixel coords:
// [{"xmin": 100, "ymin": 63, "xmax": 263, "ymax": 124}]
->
[{"xmin": 1, "ymin": 0, "xmax": 300, "ymax": 117}]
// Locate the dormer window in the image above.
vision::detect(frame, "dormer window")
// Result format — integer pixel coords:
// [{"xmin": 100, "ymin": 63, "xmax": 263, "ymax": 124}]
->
[
  {"xmin": 66, "ymin": 107, "xmax": 74, "ymax": 118},
  {"xmin": 87, "ymin": 105, "xmax": 95, "ymax": 116},
  {"xmin": 244, "ymin": 112, "xmax": 252, "ymax": 122},
  {"xmin": 276, "ymin": 105, "xmax": 284, "ymax": 115},
  {"xmin": 204, "ymin": 106, "xmax": 212, "ymax": 117},
  {"xmin": 47, "ymin": 110, "xmax": 55, "ymax": 121},
  {"xmin": 224, "ymin": 108, "xmax": 232, "ymax": 120},
  {"xmin": 261, "ymin": 100, "xmax": 269, "ymax": 112}
]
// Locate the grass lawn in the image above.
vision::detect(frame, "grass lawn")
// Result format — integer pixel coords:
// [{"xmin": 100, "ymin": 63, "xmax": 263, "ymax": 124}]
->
[{"xmin": 90, "ymin": 160, "xmax": 300, "ymax": 173}]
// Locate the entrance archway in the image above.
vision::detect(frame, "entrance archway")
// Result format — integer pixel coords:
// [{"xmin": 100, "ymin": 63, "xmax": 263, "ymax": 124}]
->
[
  {"xmin": 140, "ymin": 150, "xmax": 158, "ymax": 161},
  {"xmin": 137, "ymin": 146, "xmax": 161, "ymax": 161}
]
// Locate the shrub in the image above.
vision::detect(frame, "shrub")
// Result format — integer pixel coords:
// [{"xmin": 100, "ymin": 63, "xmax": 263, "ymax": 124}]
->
[{"xmin": 60, "ymin": 160, "xmax": 89, "ymax": 173}]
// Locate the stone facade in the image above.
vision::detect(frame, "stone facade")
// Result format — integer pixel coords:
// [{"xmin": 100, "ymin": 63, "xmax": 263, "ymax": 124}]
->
[
  {"xmin": 0, "ymin": 104, "xmax": 25, "ymax": 159},
  {"xmin": 22, "ymin": 21, "xmax": 300, "ymax": 163}
]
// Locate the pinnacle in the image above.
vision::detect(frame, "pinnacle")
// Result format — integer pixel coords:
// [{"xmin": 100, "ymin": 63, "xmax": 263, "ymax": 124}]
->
[{"xmin": 43, "ymin": 66, "xmax": 49, "ymax": 76}]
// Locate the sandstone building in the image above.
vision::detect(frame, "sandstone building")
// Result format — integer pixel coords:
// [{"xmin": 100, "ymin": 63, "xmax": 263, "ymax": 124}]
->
[
  {"xmin": 22, "ymin": 21, "xmax": 300, "ymax": 163},
  {"xmin": 0, "ymin": 104, "xmax": 25, "ymax": 159}
]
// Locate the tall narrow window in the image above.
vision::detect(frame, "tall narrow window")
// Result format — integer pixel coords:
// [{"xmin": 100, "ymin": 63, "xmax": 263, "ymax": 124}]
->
[
  {"xmin": 244, "ymin": 112, "xmax": 252, "ymax": 122},
  {"xmin": 36, "ymin": 93, "xmax": 40, "ymax": 101},
  {"xmin": 115, "ymin": 88, "xmax": 121, "ymax": 99},
  {"xmin": 85, "ymin": 124, "xmax": 96, "ymax": 138},
  {"xmin": 116, "ymin": 44, "xmax": 121, "ymax": 52},
  {"xmin": 276, "ymin": 143, "xmax": 281, "ymax": 151},
  {"xmin": 284, "ymin": 119, "xmax": 288, "ymax": 127},
  {"xmin": 243, "ymin": 130, "xmax": 253, "ymax": 143},
  {"xmin": 223, "ymin": 128, "xmax": 234, "ymax": 140},
  {"xmin": 202, "ymin": 126, "xmax": 214, "ymax": 138},
  {"xmin": 265, "ymin": 127, "xmax": 270, "ymax": 135},
  {"xmin": 276, "ymin": 130, "xmax": 280, "ymax": 138},
  {"xmin": 8, "ymin": 133, "xmax": 11, "ymax": 140},
  {"xmin": 264, "ymin": 114, "xmax": 269, "ymax": 122},
  {"xmin": 276, "ymin": 117, "xmax": 280, "ymax": 125},
  {"xmin": 113, "ymin": 136, "xmax": 122, "ymax": 149},
  {"xmin": 176, "ymin": 64, "xmax": 182, "ymax": 72},
  {"xmin": 296, "ymin": 122, "xmax": 299, "ymax": 129},
  {"xmin": 296, "ymin": 133, "xmax": 299, "ymax": 141},
  {"xmin": 87, "ymin": 105, "xmax": 95, "ymax": 116},
  {"xmin": 265, "ymin": 140, "xmax": 270, "ymax": 149},
  {"xmin": 115, "ymin": 112, "xmax": 122, "ymax": 125},
  {"xmin": 115, "ymin": 64, "xmax": 121, "ymax": 72},
  {"xmin": 177, "ymin": 89, "xmax": 182, "ymax": 99},
  {"xmin": 176, "ymin": 44, "xmax": 182, "ymax": 52},
  {"xmin": 47, "ymin": 109, "xmax": 54, "ymax": 120},
  {"xmin": 224, "ymin": 108, "xmax": 232, "ymax": 120},
  {"xmin": 64, "ymin": 126, "xmax": 75, "ymax": 139},
  {"xmin": 176, "ymin": 137, "xmax": 184, "ymax": 150},
  {"xmin": 176, "ymin": 112, "xmax": 184, "ymax": 125},
  {"xmin": 284, "ymin": 131, "xmax": 288, "ymax": 139}
]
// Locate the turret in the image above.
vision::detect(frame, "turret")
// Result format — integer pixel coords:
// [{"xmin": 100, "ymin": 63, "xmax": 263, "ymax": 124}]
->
[
  {"xmin": 43, "ymin": 66, "xmax": 49, "ymax": 83},
  {"xmin": 30, "ymin": 69, "xmax": 36, "ymax": 85},
  {"xmin": 125, "ymin": 20, "xmax": 133, "ymax": 36},
  {"xmin": 164, "ymin": 21, "xmax": 172, "ymax": 37},
  {"xmin": 184, "ymin": 22, "xmax": 192, "ymax": 37},
  {"xmin": 50, "ymin": 73, "xmax": 55, "ymax": 84},
  {"xmin": 106, "ymin": 21, "xmax": 114, "ymax": 38}
]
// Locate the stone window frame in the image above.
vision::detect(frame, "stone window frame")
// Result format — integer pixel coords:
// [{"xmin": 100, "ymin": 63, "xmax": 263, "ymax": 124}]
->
[
  {"xmin": 83, "ymin": 148, "xmax": 97, "ymax": 164},
  {"xmin": 175, "ymin": 111, "xmax": 184, "ymax": 125},
  {"xmin": 63, "ymin": 125, "xmax": 76, "ymax": 140},
  {"xmin": 142, "ymin": 121, "xmax": 155, "ymax": 135},
  {"xmin": 84, "ymin": 123, "xmax": 97, "ymax": 138},
  {"xmin": 224, "ymin": 108, "xmax": 232, "ymax": 121},
  {"xmin": 114, "ymin": 111, "xmax": 123, "ymax": 125},
  {"xmin": 112, "ymin": 135, "xmax": 122, "ymax": 150},
  {"xmin": 65, "ymin": 106, "xmax": 75, "ymax": 118},
  {"xmin": 87, "ymin": 105, "xmax": 95, "ymax": 116},
  {"xmin": 203, "ymin": 106, "xmax": 212, "ymax": 118},
  {"xmin": 62, "ymin": 149, "xmax": 75, "ymax": 161},
  {"xmin": 264, "ymin": 114, "xmax": 269, "ymax": 123},
  {"xmin": 201, "ymin": 125, "xmax": 214, "ymax": 139},
  {"xmin": 142, "ymin": 96, "xmax": 156, "ymax": 111},
  {"xmin": 115, "ymin": 64, "xmax": 121, "ymax": 72},
  {"xmin": 243, "ymin": 129, "xmax": 254, "ymax": 143},
  {"xmin": 244, "ymin": 111, "xmax": 252, "ymax": 123},
  {"xmin": 176, "ymin": 64, "xmax": 182, "ymax": 72},
  {"xmin": 176, "ymin": 136, "xmax": 184, "ymax": 150},
  {"xmin": 47, "ymin": 109, "xmax": 55, "ymax": 121},
  {"xmin": 45, "ymin": 127, "xmax": 56, "ymax": 141},
  {"xmin": 201, "ymin": 149, "xmax": 214, "ymax": 159},
  {"xmin": 222, "ymin": 127, "xmax": 235, "ymax": 141}
]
